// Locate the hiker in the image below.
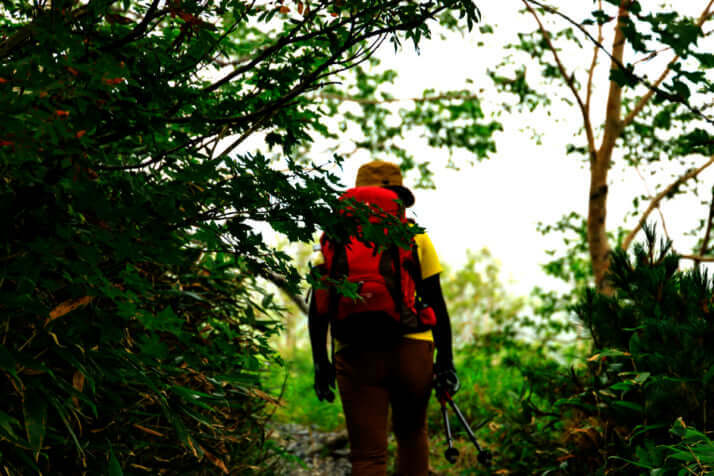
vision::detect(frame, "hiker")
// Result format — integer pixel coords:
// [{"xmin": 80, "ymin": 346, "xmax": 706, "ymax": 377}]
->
[{"xmin": 308, "ymin": 160, "xmax": 460, "ymax": 476}]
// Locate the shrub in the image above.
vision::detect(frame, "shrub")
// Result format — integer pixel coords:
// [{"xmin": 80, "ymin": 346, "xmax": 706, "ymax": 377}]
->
[{"xmin": 566, "ymin": 226, "xmax": 714, "ymax": 473}]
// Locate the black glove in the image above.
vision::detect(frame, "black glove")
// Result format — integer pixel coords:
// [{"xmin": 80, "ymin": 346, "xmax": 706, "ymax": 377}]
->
[
  {"xmin": 434, "ymin": 361, "xmax": 460, "ymax": 397},
  {"xmin": 314, "ymin": 359, "xmax": 336, "ymax": 403}
]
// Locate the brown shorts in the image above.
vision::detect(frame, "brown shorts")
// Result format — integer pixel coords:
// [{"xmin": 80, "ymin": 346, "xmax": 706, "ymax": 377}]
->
[{"xmin": 335, "ymin": 338, "xmax": 434, "ymax": 476}]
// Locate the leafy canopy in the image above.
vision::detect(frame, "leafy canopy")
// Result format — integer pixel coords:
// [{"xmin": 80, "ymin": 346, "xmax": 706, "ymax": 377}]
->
[{"xmin": 0, "ymin": 0, "xmax": 481, "ymax": 473}]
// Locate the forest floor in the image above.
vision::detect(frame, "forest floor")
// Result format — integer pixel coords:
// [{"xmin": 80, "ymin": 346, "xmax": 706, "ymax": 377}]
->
[
  {"xmin": 267, "ymin": 423, "xmax": 451, "ymax": 475},
  {"xmin": 268, "ymin": 423, "xmax": 352, "ymax": 475}
]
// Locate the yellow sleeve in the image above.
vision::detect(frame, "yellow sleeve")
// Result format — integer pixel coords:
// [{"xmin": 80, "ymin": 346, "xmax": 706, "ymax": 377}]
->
[{"xmin": 414, "ymin": 233, "xmax": 442, "ymax": 279}]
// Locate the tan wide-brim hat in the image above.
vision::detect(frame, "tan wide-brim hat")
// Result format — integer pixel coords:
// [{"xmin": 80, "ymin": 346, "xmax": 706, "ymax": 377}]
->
[{"xmin": 355, "ymin": 160, "xmax": 415, "ymax": 207}]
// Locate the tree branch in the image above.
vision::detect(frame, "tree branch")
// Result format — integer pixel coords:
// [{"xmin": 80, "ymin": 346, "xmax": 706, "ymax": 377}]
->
[
  {"xmin": 678, "ymin": 254, "xmax": 714, "ymax": 263},
  {"xmin": 634, "ymin": 165, "xmax": 671, "ymax": 242},
  {"xmin": 623, "ymin": 0, "xmax": 714, "ymax": 128},
  {"xmin": 312, "ymin": 91, "xmax": 481, "ymax": 105},
  {"xmin": 586, "ymin": 0, "xmax": 603, "ymax": 123},
  {"xmin": 622, "ymin": 155, "xmax": 714, "ymax": 250},
  {"xmin": 523, "ymin": 0, "xmax": 714, "ymax": 127},
  {"xmin": 599, "ymin": 0, "xmax": 630, "ymax": 164},
  {"xmin": 202, "ymin": 5, "xmax": 321, "ymax": 94},
  {"xmin": 260, "ymin": 270, "xmax": 308, "ymax": 315},
  {"xmin": 101, "ymin": 0, "xmax": 163, "ymax": 51},
  {"xmin": 522, "ymin": 0, "xmax": 596, "ymax": 159}
]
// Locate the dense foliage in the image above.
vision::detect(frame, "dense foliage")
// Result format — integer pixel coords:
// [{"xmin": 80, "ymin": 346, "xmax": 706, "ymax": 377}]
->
[
  {"xmin": 568, "ymin": 227, "xmax": 714, "ymax": 474},
  {"xmin": 0, "ymin": 0, "xmax": 482, "ymax": 473},
  {"xmin": 440, "ymin": 227, "xmax": 714, "ymax": 475}
]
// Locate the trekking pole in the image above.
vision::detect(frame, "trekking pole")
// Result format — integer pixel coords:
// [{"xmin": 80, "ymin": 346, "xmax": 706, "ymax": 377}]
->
[
  {"xmin": 439, "ymin": 395, "xmax": 459, "ymax": 464},
  {"xmin": 441, "ymin": 390, "xmax": 493, "ymax": 467}
]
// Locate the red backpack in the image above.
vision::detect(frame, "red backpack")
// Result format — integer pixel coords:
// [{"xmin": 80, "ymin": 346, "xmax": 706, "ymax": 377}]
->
[{"xmin": 313, "ymin": 186, "xmax": 436, "ymax": 344}]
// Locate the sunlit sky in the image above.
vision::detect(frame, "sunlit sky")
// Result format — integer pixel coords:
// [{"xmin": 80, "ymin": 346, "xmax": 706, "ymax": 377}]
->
[{"xmin": 240, "ymin": 1, "xmax": 714, "ymax": 298}]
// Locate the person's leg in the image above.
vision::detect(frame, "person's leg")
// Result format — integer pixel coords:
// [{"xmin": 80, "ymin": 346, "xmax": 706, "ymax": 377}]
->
[
  {"xmin": 335, "ymin": 347, "xmax": 390, "ymax": 476},
  {"xmin": 389, "ymin": 339, "xmax": 434, "ymax": 476}
]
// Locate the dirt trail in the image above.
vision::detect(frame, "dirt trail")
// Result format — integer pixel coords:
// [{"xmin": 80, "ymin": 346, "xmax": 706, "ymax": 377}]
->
[{"xmin": 268, "ymin": 423, "xmax": 351, "ymax": 475}]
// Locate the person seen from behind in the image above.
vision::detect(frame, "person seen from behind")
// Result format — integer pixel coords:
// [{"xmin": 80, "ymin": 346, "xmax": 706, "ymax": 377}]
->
[{"xmin": 308, "ymin": 160, "xmax": 460, "ymax": 476}]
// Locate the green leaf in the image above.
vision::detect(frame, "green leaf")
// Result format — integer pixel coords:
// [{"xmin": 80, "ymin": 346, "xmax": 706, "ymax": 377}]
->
[
  {"xmin": 609, "ymin": 66, "xmax": 638, "ymax": 88},
  {"xmin": 611, "ymin": 400, "xmax": 643, "ymax": 413},
  {"xmin": 630, "ymin": 423, "xmax": 667, "ymax": 440},
  {"xmin": 693, "ymin": 52, "xmax": 714, "ymax": 67},
  {"xmin": 108, "ymin": 446, "xmax": 123, "ymax": 476},
  {"xmin": 703, "ymin": 364, "xmax": 714, "ymax": 385},
  {"xmin": 170, "ymin": 385, "xmax": 217, "ymax": 412},
  {"xmin": 0, "ymin": 344, "xmax": 14, "ymax": 371},
  {"xmin": 22, "ymin": 390, "xmax": 48, "ymax": 458},
  {"xmin": 47, "ymin": 395, "xmax": 84, "ymax": 458},
  {"xmin": 0, "ymin": 409, "xmax": 21, "ymax": 438},
  {"xmin": 671, "ymin": 79, "xmax": 690, "ymax": 100},
  {"xmin": 0, "ymin": 344, "xmax": 18, "ymax": 380}
]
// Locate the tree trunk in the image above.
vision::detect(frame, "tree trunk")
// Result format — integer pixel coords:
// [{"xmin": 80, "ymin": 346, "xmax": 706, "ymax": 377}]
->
[
  {"xmin": 588, "ymin": 0, "xmax": 630, "ymax": 294},
  {"xmin": 588, "ymin": 154, "xmax": 612, "ymax": 293}
]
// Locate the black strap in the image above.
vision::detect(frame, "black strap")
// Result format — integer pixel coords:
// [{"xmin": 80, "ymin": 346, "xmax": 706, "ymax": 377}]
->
[
  {"xmin": 379, "ymin": 245, "xmax": 402, "ymax": 315},
  {"xmin": 392, "ymin": 243, "xmax": 420, "ymax": 330},
  {"xmin": 327, "ymin": 242, "xmax": 348, "ymax": 359}
]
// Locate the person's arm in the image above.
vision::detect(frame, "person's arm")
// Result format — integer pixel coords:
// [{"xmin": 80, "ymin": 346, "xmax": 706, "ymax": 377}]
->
[
  {"xmin": 307, "ymin": 288, "xmax": 335, "ymax": 402},
  {"xmin": 421, "ymin": 273, "xmax": 460, "ymax": 395}
]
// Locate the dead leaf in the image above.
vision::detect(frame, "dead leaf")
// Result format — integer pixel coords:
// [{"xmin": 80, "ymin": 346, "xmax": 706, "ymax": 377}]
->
[
  {"xmin": 72, "ymin": 370, "xmax": 85, "ymax": 407},
  {"xmin": 133, "ymin": 424, "xmax": 166, "ymax": 438},
  {"xmin": 47, "ymin": 296, "xmax": 93, "ymax": 324},
  {"xmin": 186, "ymin": 436, "xmax": 198, "ymax": 457},
  {"xmin": 250, "ymin": 388, "xmax": 282, "ymax": 406},
  {"xmin": 199, "ymin": 445, "xmax": 229, "ymax": 474},
  {"xmin": 130, "ymin": 464, "xmax": 152, "ymax": 471}
]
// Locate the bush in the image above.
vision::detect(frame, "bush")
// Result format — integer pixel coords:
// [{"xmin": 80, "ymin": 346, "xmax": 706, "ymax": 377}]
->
[{"xmin": 566, "ymin": 226, "xmax": 714, "ymax": 473}]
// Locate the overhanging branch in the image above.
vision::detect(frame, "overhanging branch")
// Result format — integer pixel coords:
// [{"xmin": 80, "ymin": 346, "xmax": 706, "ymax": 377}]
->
[
  {"xmin": 261, "ymin": 270, "xmax": 309, "ymax": 315},
  {"xmin": 312, "ymin": 92, "xmax": 481, "ymax": 104}
]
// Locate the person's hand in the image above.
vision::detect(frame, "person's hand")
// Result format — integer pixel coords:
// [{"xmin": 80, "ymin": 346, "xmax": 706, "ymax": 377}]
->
[
  {"xmin": 314, "ymin": 360, "xmax": 335, "ymax": 403},
  {"xmin": 434, "ymin": 361, "xmax": 460, "ymax": 397}
]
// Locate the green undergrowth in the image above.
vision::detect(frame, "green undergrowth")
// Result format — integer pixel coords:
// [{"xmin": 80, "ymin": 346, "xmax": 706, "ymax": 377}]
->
[
  {"xmin": 264, "ymin": 348, "xmax": 346, "ymax": 432},
  {"xmin": 267, "ymin": 336, "xmax": 573, "ymax": 474}
]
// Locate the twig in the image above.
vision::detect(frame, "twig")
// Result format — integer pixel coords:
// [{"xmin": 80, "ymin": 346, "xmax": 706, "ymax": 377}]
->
[
  {"xmin": 623, "ymin": 155, "xmax": 714, "ymax": 250},
  {"xmin": 634, "ymin": 165, "xmax": 671, "ymax": 242},
  {"xmin": 260, "ymin": 270, "xmax": 309, "ymax": 315},
  {"xmin": 694, "ymin": 189, "xmax": 714, "ymax": 267},
  {"xmin": 522, "ymin": 0, "xmax": 596, "ymax": 160},
  {"xmin": 262, "ymin": 370, "xmax": 289, "ymax": 428},
  {"xmin": 585, "ymin": 0, "xmax": 604, "ymax": 122}
]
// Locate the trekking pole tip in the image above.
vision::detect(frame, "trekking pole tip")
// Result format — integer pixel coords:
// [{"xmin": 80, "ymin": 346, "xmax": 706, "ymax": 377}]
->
[
  {"xmin": 478, "ymin": 449, "xmax": 493, "ymax": 467},
  {"xmin": 445, "ymin": 447, "xmax": 459, "ymax": 464}
]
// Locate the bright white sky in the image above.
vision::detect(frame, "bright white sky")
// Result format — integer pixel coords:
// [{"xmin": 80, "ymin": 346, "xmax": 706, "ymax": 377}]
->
[{"xmin": 240, "ymin": 1, "xmax": 714, "ymax": 298}]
